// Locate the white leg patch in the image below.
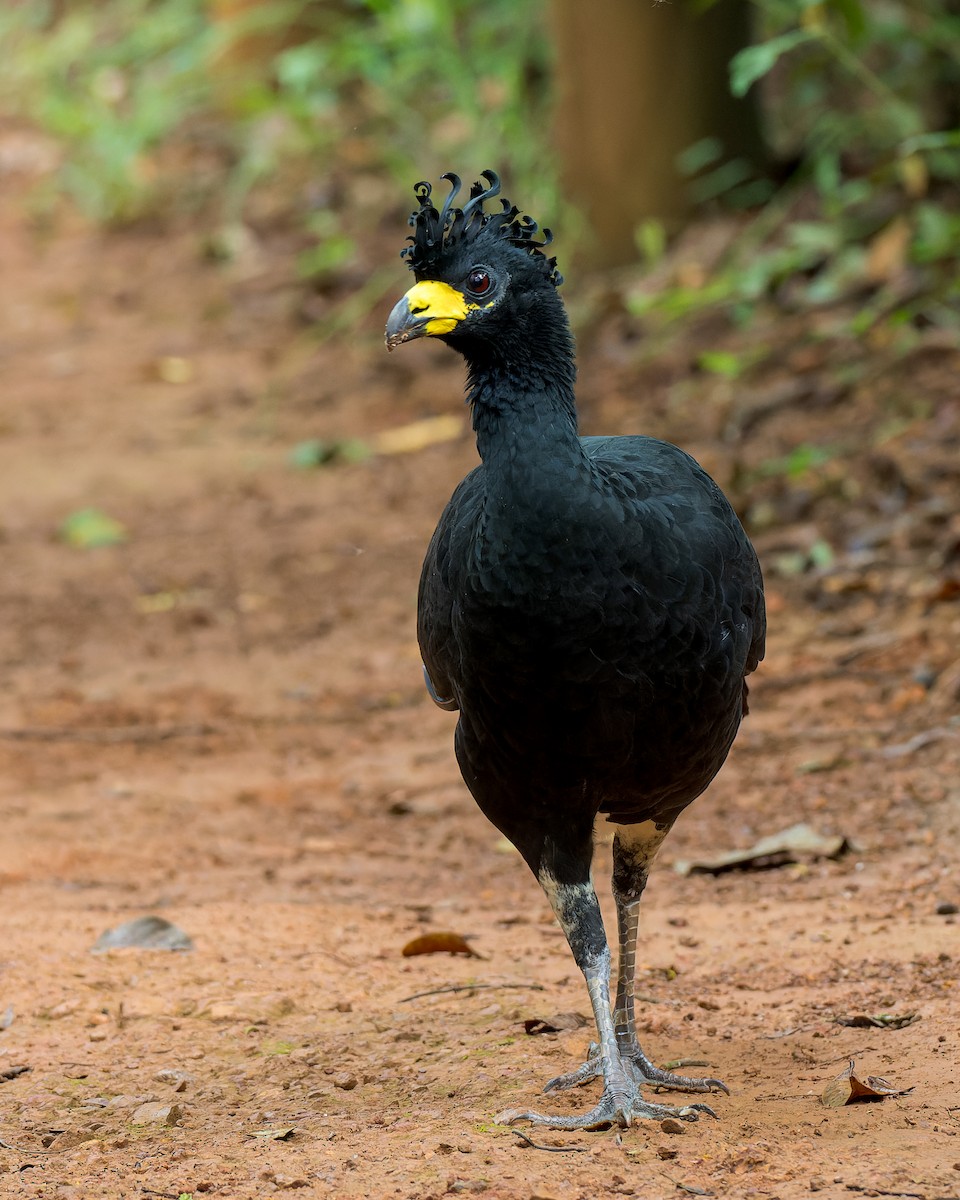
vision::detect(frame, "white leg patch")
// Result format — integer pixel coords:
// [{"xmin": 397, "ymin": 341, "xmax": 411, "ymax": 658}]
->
[{"xmin": 537, "ymin": 870, "xmax": 596, "ymax": 943}]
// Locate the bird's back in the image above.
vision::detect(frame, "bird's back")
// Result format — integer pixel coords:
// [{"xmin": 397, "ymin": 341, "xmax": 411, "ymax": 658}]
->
[{"xmin": 419, "ymin": 434, "xmax": 765, "ymax": 831}]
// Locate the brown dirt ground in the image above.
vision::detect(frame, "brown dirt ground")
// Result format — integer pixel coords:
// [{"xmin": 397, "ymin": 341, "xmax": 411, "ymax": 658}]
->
[{"xmin": 1, "ymin": 165, "xmax": 959, "ymax": 1200}]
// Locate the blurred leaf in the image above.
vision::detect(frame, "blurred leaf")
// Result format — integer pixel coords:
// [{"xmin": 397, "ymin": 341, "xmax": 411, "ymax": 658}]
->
[
  {"xmin": 835, "ymin": 1012, "xmax": 920, "ymax": 1029},
  {"xmin": 135, "ymin": 591, "xmax": 178, "ymax": 614},
  {"xmin": 401, "ymin": 932, "xmax": 481, "ymax": 958},
  {"xmin": 288, "ymin": 438, "xmax": 370, "ymax": 469},
  {"xmin": 676, "ymin": 137, "xmax": 724, "ymax": 177},
  {"xmin": 729, "ymin": 30, "xmax": 817, "ymax": 97},
  {"xmin": 758, "ymin": 443, "xmax": 836, "ymax": 481},
  {"xmin": 297, "ymin": 236, "xmax": 355, "ymax": 280},
  {"xmin": 634, "ymin": 219, "xmax": 667, "ymax": 266},
  {"xmin": 808, "ymin": 539, "xmax": 835, "ymax": 569},
  {"xmin": 373, "ymin": 415, "xmax": 464, "ymax": 456},
  {"xmin": 59, "ymin": 507, "xmax": 127, "ymax": 549},
  {"xmin": 154, "ymin": 355, "xmax": 195, "ymax": 384},
  {"xmin": 697, "ymin": 350, "xmax": 746, "ymax": 379},
  {"xmin": 828, "ymin": 0, "xmax": 868, "ymax": 40}
]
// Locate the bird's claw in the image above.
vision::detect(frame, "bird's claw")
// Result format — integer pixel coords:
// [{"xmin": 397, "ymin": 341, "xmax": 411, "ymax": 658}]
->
[
  {"xmin": 543, "ymin": 1044, "xmax": 602, "ymax": 1093},
  {"xmin": 496, "ymin": 1091, "xmax": 716, "ymax": 1131},
  {"xmin": 647, "ymin": 1072, "xmax": 730, "ymax": 1096},
  {"xmin": 546, "ymin": 1045, "xmax": 728, "ymax": 1097},
  {"xmin": 632, "ymin": 1057, "xmax": 730, "ymax": 1094}
]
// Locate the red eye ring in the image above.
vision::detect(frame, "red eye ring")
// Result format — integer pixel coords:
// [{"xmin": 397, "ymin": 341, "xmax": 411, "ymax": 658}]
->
[{"xmin": 466, "ymin": 268, "xmax": 491, "ymax": 296}]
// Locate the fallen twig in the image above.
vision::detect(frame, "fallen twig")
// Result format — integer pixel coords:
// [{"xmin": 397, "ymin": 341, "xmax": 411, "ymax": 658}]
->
[
  {"xmin": 0, "ymin": 723, "xmax": 219, "ymax": 744},
  {"xmin": 400, "ymin": 982, "xmax": 545, "ymax": 1003},
  {"xmin": 512, "ymin": 1129, "xmax": 587, "ymax": 1153},
  {"xmin": 662, "ymin": 1178, "xmax": 715, "ymax": 1196},
  {"xmin": 880, "ymin": 727, "xmax": 956, "ymax": 759},
  {"xmin": 844, "ymin": 1186, "xmax": 958, "ymax": 1200},
  {"xmin": 0, "ymin": 1134, "xmax": 47, "ymax": 1155}
]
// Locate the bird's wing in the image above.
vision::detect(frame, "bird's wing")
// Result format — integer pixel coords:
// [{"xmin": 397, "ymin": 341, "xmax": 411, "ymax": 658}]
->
[
  {"xmin": 580, "ymin": 435, "xmax": 766, "ymax": 683},
  {"xmin": 417, "ymin": 465, "xmax": 485, "ymax": 711}
]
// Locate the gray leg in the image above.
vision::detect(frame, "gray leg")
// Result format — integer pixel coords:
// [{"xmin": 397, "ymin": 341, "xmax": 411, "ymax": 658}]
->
[
  {"xmin": 612, "ymin": 821, "xmax": 728, "ymax": 1095},
  {"xmin": 545, "ymin": 821, "xmax": 728, "ymax": 1099},
  {"xmin": 496, "ymin": 837, "xmax": 716, "ymax": 1130}
]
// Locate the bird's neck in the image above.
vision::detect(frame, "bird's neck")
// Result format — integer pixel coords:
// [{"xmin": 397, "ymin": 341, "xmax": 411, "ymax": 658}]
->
[
  {"xmin": 465, "ymin": 322, "xmax": 580, "ymax": 470},
  {"xmin": 463, "ymin": 332, "xmax": 597, "ymax": 566}
]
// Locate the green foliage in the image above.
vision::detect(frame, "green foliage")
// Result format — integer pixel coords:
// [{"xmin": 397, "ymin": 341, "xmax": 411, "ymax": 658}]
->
[
  {"xmin": 2, "ymin": 0, "xmax": 956, "ymax": 345},
  {"xmin": 731, "ymin": 1, "xmax": 958, "ymax": 308},
  {"xmin": 0, "ymin": 0, "xmax": 555, "ymax": 226},
  {"xmin": 287, "ymin": 437, "xmax": 370, "ymax": 468},
  {"xmin": 729, "ymin": 29, "xmax": 817, "ymax": 97},
  {"xmin": 0, "ymin": 0, "xmax": 212, "ymax": 222},
  {"xmin": 59, "ymin": 507, "xmax": 128, "ymax": 549},
  {"xmin": 757, "ymin": 443, "xmax": 837, "ymax": 482},
  {"xmin": 640, "ymin": 0, "xmax": 959, "ymax": 336}
]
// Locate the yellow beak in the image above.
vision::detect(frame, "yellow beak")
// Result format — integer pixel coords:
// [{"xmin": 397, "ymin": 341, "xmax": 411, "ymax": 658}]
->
[{"xmin": 385, "ymin": 281, "xmax": 468, "ymax": 350}]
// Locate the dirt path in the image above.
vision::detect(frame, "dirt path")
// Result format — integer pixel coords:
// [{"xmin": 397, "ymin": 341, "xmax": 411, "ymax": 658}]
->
[{"xmin": 1, "ymin": 180, "xmax": 959, "ymax": 1199}]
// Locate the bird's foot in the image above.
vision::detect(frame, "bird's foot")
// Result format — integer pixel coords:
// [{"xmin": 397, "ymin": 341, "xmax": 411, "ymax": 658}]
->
[
  {"xmin": 497, "ymin": 1086, "xmax": 717, "ymax": 1131},
  {"xmin": 544, "ymin": 1042, "xmax": 728, "ymax": 1097},
  {"xmin": 543, "ymin": 1042, "xmax": 602, "ymax": 1092},
  {"xmin": 623, "ymin": 1047, "xmax": 729, "ymax": 1096}
]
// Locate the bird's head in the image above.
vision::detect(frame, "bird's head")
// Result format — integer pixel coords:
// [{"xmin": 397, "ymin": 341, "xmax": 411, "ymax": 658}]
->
[{"xmin": 385, "ymin": 171, "xmax": 564, "ymax": 361}]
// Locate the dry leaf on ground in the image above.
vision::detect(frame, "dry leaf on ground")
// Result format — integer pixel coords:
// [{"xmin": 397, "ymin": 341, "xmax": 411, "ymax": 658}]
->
[
  {"xmin": 401, "ymin": 931, "xmax": 481, "ymax": 958},
  {"xmin": 248, "ymin": 1127, "xmax": 297, "ymax": 1141},
  {"xmin": 674, "ymin": 823, "xmax": 851, "ymax": 876},
  {"xmin": 523, "ymin": 1012, "xmax": 589, "ymax": 1035},
  {"xmin": 820, "ymin": 1060, "xmax": 914, "ymax": 1107},
  {"xmin": 835, "ymin": 1012, "xmax": 920, "ymax": 1029},
  {"xmin": 373, "ymin": 414, "xmax": 464, "ymax": 456}
]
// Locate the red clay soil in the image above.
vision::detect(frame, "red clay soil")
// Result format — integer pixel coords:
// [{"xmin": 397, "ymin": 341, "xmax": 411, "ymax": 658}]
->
[{"xmin": 0, "ymin": 170, "xmax": 959, "ymax": 1200}]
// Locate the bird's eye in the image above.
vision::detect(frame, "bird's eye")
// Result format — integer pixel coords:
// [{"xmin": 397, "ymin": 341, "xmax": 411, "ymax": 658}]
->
[{"xmin": 466, "ymin": 268, "xmax": 492, "ymax": 296}]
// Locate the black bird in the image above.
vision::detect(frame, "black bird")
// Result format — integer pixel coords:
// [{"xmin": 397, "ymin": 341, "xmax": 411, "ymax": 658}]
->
[{"xmin": 385, "ymin": 171, "xmax": 765, "ymax": 1130}]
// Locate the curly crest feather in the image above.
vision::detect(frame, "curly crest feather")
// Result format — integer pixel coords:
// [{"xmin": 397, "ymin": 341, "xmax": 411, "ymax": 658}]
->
[{"xmin": 401, "ymin": 170, "xmax": 563, "ymax": 288}]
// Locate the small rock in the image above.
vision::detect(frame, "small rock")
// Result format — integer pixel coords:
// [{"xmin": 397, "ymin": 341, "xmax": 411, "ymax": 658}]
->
[
  {"xmin": 273, "ymin": 1175, "xmax": 308, "ymax": 1190},
  {"xmin": 91, "ymin": 915, "xmax": 193, "ymax": 953},
  {"xmin": 936, "ymin": 902, "xmax": 959, "ymax": 916},
  {"xmin": 88, "ymin": 1030, "xmax": 108, "ymax": 1043},
  {"xmin": 334, "ymin": 1001, "xmax": 352, "ymax": 1013},
  {"xmin": 657, "ymin": 1146, "xmax": 678, "ymax": 1159},
  {"xmin": 131, "ymin": 1102, "xmax": 182, "ymax": 1126},
  {"xmin": 48, "ymin": 999, "xmax": 82, "ymax": 1020},
  {"xmin": 155, "ymin": 1069, "xmax": 195, "ymax": 1091},
  {"xmin": 333, "ymin": 1073, "xmax": 359, "ymax": 1091},
  {"xmin": 660, "ymin": 1118, "xmax": 686, "ymax": 1135},
  {"xmin": 48, "ymin": 1127, "xmax": 101, "ymax": 1150}
]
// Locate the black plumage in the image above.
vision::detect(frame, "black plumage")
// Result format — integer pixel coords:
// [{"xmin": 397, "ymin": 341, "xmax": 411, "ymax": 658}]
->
[{"xmin": 385, "ymin": 171, "xmax": 765, "ymax": 1130}]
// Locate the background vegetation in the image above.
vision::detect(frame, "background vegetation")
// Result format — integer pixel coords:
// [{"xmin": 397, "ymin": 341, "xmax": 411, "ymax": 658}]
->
[{"xmin": 0, "ymin": 0, "xmax": 957, "ymax": 325}]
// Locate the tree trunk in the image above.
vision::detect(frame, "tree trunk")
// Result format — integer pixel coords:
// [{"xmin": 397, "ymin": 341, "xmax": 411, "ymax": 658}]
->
[{"xmin": 551, "ymin": 0, "xmax": 765, "ymax": 267}]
